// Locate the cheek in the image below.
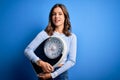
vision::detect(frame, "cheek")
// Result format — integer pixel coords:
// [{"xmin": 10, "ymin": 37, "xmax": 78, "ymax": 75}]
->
[
  {"xmin": 62, "ymin": 17, "xmax": 65, "ymax": 23},
  {"xmin": 52, "ymin": 16, "xmax": 54, "ymax": 20},
  {"xmin": 61, "ymin": 16, "xmax": 65, "ymax": 21},
  {"xmin": 52, "ymin": 16, "xmax": 55, "ymax": 22}
]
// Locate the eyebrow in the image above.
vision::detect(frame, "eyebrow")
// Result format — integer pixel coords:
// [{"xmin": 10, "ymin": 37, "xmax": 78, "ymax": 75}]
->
[{"xmin": 52, "ymin": 11, "xmax": 63, "ymax": 13}]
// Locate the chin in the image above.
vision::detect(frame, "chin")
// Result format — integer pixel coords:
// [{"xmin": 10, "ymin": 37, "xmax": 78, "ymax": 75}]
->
[{"xmin": 55, "ymin": 24, "xmax": 63, "ymax": 27}]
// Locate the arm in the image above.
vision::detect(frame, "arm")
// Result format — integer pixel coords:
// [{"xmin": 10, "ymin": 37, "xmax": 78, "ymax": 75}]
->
[
  {"xmin": 51, "ymin": 33, "xmax": 77, "ymax": 78},
  {"xmin": 24, "ymin": 30, "xmax": 48, "ymax": 63},
  {"xmin": 24, "ymin": 30, "xmax": 54, "ymax": 73}
]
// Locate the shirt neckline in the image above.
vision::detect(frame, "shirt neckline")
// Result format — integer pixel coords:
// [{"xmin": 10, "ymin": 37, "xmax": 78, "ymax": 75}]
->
[{"xmin": 54, "ymin": 31, "xmax": 65, "ymax": 37}]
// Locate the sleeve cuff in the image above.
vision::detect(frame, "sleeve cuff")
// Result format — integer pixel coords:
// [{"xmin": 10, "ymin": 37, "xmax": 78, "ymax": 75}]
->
[
  {"xmin": 50, "ymin": 72, "xmax": 58, "ymax": 79},
  {"xmin": 33, "ymin": 57, "xmax": 40, "ymax": 64}
]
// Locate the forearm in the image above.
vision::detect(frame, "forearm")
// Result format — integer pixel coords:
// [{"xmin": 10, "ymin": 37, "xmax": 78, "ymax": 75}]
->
[
  {"xmin": 24, "ymin": 47, "xmax": 40, "ymax": 63},
  {"xmin": 24, "ymin": 30, "xmax": 48, "ymax": 63},
  {"xmin": 51, "ymin": 60, "xmax": 75, "ymax": 78},
  {"xmin": 51, "ymin": 33, "xmax": 77, "ymax": 78}
]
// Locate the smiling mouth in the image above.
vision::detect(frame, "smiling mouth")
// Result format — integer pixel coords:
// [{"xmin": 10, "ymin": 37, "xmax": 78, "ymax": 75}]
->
[{"xmin": 55, "ymin": 20, "xmax": 60, "ymax": 23}]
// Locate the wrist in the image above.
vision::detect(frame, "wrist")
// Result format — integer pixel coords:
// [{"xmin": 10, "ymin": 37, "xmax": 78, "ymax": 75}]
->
[
  {"xmin": 50, "ymin": 72, "xmax": 58, "ymax": 79},
  {"xmin": 36, "ymin": 60, "xmax": 43, "ymax": 67}
]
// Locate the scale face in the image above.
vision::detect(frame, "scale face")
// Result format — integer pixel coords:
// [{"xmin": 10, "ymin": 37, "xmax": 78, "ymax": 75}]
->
[
  {"xmin": 31, "ymin": 36, "xmax": 67, "ymax": 74},
  {"xmin": 44, "ymin": 37, "xmax": 63, "ymax": 59}
]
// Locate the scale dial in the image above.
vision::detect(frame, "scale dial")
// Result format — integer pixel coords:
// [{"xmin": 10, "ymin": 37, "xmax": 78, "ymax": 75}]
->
[{"xmin": 44, "ymin": 37, "xmax": 63, "ymax": 59}]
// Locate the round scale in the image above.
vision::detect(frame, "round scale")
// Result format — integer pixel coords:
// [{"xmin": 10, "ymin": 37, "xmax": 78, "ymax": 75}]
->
[
  {"xmin": 31, "ymin": 36, "xmax": 67, "ymax": 74},
  {"xmin": 44, "ymin": 37, "xmax": 63, "ymax": 59}
]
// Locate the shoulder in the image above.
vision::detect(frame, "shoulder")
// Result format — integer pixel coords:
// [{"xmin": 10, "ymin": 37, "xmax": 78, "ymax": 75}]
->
[
  {"xmin": 38, "ymin": 30, "xmax": 46, "ymax": 34},
  {"xmin": 37, "ymin": 30, "xmax": 47, "ymax": 35},
  {"xmin": 66, "ymin": 32, "xmax": 77, "ymax": 42},
  {"xmin": 37, "ymin": 30, "xmax": 49, "ymax": 38},
  {"xmin": 69, "ymin": 33, "xmax": 77, "ymax": 39}
]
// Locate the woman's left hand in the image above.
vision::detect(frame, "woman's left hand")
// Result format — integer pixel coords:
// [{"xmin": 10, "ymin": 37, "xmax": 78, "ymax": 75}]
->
[{"xmin": 37, "ymin": 73, "xmax": 52, "ymax": 80}]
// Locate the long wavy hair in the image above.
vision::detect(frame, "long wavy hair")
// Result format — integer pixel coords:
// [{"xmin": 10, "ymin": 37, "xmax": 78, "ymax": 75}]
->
[{"xmin": 45, "ymin": 4, "xmax": 71, "ymax": 36}]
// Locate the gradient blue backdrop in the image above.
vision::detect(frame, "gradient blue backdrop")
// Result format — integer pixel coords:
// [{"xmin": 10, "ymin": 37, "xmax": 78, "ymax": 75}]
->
[{"xmin": 0, "ymin": 0, "xmax": 120, "ymax": 80}]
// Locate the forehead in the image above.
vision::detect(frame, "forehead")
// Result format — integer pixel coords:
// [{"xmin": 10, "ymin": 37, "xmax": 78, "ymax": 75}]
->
[{"xmin": 52, "ymin": 7, "xmax": 63, "ymax": 13}]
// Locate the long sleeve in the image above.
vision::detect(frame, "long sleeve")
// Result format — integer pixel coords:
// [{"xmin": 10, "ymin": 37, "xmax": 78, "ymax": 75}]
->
[
  {"xmin": 51, "ymin": 33, "xmax": 77, "ymax": 78},
  {"xmin": 24, "ymin": 30, "xmax": 49, "ymax": 63}
]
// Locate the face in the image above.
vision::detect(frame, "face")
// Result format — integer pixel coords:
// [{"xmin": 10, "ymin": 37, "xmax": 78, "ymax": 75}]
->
[{"xmin": 52, "ymin": 7, "xmax": 65, "ymax": 28}]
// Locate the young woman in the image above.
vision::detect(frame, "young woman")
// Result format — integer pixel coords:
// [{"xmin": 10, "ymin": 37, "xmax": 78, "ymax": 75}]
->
[{"xmin": 24, "ymin": 3, "xmax": 77, "ymax": 80}]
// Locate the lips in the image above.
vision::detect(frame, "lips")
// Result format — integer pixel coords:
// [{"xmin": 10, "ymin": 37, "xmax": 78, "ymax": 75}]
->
[{"xmin": 55, "ymin": 20, "xmax": 60, "ymax": 23}]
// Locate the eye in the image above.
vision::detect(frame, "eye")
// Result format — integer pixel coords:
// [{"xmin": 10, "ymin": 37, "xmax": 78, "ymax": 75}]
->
[
  {"xmin": 59, "ymin": 12, "xmax": 63, "ymax": 15},
  {"xmin": 52, "ymin": 13, "xmax": 56, "ymax": 16}
]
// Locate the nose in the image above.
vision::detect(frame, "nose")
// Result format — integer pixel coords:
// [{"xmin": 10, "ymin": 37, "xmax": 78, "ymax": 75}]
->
[{"xmin": 55, "ymin": 14, "xmax": 59, "ymax": 18}]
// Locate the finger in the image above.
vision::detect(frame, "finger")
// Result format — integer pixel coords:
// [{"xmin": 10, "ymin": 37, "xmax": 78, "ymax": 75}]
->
[
  {"xmin": 39, "ymin": 74, "xmax": 45, "ymax": 79},
  {"xmin": 37, "ymin": 73, "xmax": 41, "ymax": 77},
  {"xmin": 42, "ymin": 66, "xmax": 50, "ymax": 72},
  {"xmin": 49, "ymin": 66, "xmax": 54, "ymax": 71},
  {"xmin": 37, "ymin": 73, "xmax": 44, "ymax": 76},
  {"xmin": 43, "ymin": 66, "xmax": 52, "ymax": 72},
  {"xmin": 47, "ymin": 64, "xmax": 54, "ymax": 71},
  {"xmin": 42, "ymin": 62, "xmax": 53, "ymax": 72},
  {"xmin": 43, "ymin": 68, "xmax": 50, "ymax": 73},
  {"xmin": 48, "ymin": 66, "xmax": 54, "ymax": 72},
  {"xmin": 50, "ymin": 66, "xmax": 54, "ymax": 71},
  {"xmin": 47, "ymin": 66, "xmax": 52, "ymax": 71},
  {"xmin": 37, "ymin": 74, "xmax": 44, "ymax": 79}
]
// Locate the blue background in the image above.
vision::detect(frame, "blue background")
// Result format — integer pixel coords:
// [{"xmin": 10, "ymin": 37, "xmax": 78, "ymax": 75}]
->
[{"xmin": 0, "ymin": 0, "xmax": 120, "ymax": 80}]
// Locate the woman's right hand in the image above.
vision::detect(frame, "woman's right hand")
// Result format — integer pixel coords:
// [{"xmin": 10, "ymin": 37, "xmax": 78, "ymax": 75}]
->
[{"xmin": 36, "ymin": 60, "xmax": 54, "ymax": 73}]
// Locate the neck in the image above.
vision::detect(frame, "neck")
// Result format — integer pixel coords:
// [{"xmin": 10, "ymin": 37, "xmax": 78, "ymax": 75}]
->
[
  {"xmin": 55, "ymin": 25, "xmax": 64, "ymax": 33},
  {"xmin": 55, "ymin": 29, "xmax": 63, "ymax": 33}
]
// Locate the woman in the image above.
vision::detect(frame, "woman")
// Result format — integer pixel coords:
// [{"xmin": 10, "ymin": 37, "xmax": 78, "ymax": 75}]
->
[{"xmin": 24, "ymin": 3, "xmax": 77, "ymax": 80}]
